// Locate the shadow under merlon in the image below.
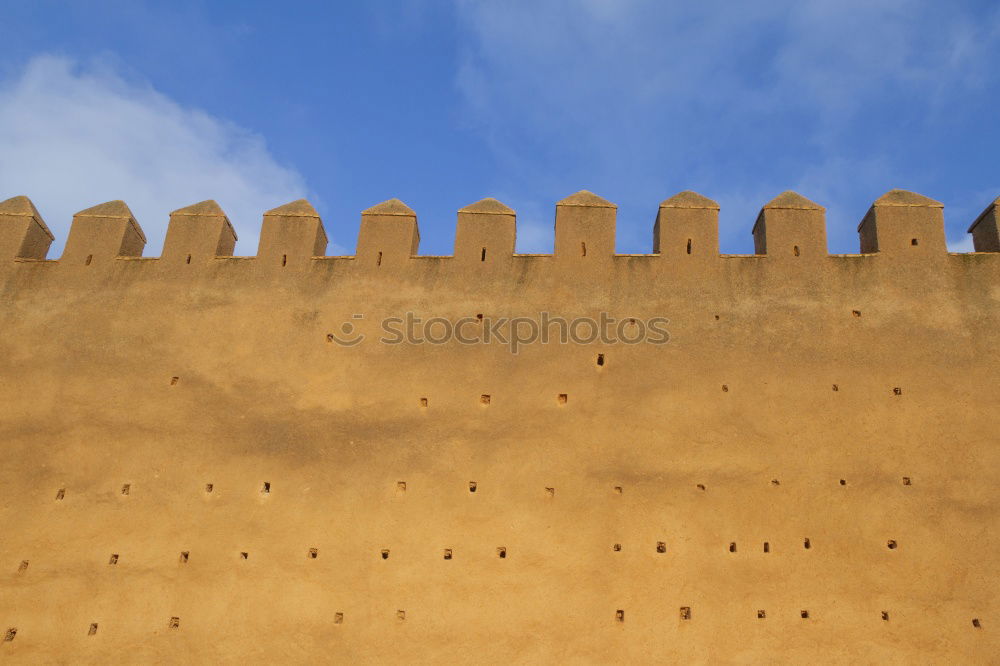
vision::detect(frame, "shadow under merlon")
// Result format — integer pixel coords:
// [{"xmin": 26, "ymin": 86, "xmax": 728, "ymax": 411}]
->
[{"xmin": 1, "ymin": 189, "xmax": 998, "ymax": 265}]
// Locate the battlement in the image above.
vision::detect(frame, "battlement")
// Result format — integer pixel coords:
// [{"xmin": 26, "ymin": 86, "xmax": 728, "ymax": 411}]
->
[
  {"xmin": 2, "ymin": 190, "xmax": 998, "ymax": 278},
  {"xmin": 0, "ymin": 184, "xmax": 997, "ymax": 662}
]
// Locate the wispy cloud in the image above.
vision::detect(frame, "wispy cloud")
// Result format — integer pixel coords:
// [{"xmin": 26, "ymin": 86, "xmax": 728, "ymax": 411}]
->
[
  {"xmin": 453, "ymin": 0, "xmax": 1000, "ymax": 253},
  {"xmin": 0, "ymin": 55, "xmax": 319, "ymax": 257}
]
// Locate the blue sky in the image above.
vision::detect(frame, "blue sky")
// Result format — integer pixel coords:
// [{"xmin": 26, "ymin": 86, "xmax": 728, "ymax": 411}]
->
[{"xmin": 1, "ymin": 0, "xmax": 998, "ymax": 256}]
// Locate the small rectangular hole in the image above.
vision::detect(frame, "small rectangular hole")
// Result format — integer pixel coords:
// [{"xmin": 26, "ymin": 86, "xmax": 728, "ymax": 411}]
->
[
  {"xmin": 443, "ymin": 548, "xmax": 453, "ymax": 560},
  {"xmin": 108, "ymin": 553, "xmax": 118, "ymax": 565},
  {"xmin": 186, "ymin": 254, "xmax": 192, "ymax": 264},
  {"xmin": 882, "ymin": 611, "xmax": 890, "ymax": 621},
  {"xmin": 85, "ymin": 254, "xmax": 93, "ymax": 266},
  {"xmin": 18, "ymin": 560, "xmax": 28, "ymax": 573},
  {"xmin": 120, "ymin": 483, "xmax": 130, "ymax": 496},
  {"xmin": 656, "ymin": 541, "xmax": 666, "ymax": 553},
  {"xmin": 170, "ymin": 376, "xmax": 179, "ymax": 386},
  {"xmin": 497, "ymin": 546, "xmax": 507, "ymax": 558},
  {"xmin": 545, "ymin": 487, "xmax": 555, "ymax": 497},
  {"xmin": 309, "ymin": 548, "xmax": 318, "ymax": 559},
  {"xmin": 686, "ymin": 239, "xmax": 692, "ymax": 254},
  {"xmin": 729, "ymin": 542, "xmax": 736, "ymax": 553},
  {"xmin": 680, "ymin": 606, "xmax": 691, "ymax": 620},
  {"xmin": 56, "ymin": 488, "xmax": 65, "ymax": 500},
  {"xmin": 596, "ymin": 353, "xmax": 605, "ymax": 366},
  {"xmin": 902, "ymin": 477, "xmax": 911, "ymax": 485},
  {"xmin": 169, "ymin": 617, "xmax": 180, "ymax": 629},
  {"xmin": 281, "ymin": 254, "xmax": 287, "ymax": 266},
  {"xmin": 757, "ymin": 610, "xmax": 766, "ymax": 619},
  {"xmin": 179, "ymin": 551, "xmax": 189, "ymax": 563},
  {"xmin": 763, "ymin": 542, "xmax": 770, "ymax": 553},
  {"xmin": 261, "ymin": 482, "xmax": 270, "ymax": 494},
  {"xmin": 722, "ymin": 384, "xmax": 729, "ymax": 392},
  {"xmin": 334, "ymin": 612, "xmax": 344, "ymax": 624},
  {"xmin": 419, "ymin": 397, "xmax": 428, "ymax": 407},
  {"xmin": 480, "ymin": 394, "xmax": 490, "ymax": 405},
  {"xmin": 4, "ymin": 628, "xmax": 16, "ymax": 642},
  {"xmin": 396, "ymin": 610, "xmax": 406, "ymax": 621},
  {"xmin": 88, "ymin": 622, "xmax": 98, "ymax": 635},
  {"xmin": 397, "ymin": 481, "xmax": 407, "ymax": 492},
  {"xmin": 205, "ymin": 483, "xmax": 214, "ymax": 493},
  {"xmin": 893, "ymin": 387, "xmax": 902, "ymax": 396},
  {"xmin": 803, "ymin": 538, "xmax": 811, "ymax": 549},
  {"xmin": 381, "ymin": 549, "xmax": 389, "ymax": 560},
  {"xmin": 376, "ymin": 251, "xmax": 382, "ymax": 267},
  {"xmin": 469, "ymin": 481, "xmax": 477, "ymax": 493},
  {"xmin": 557, "ymin": 393, "xmax": 567, "ymax": 405},
  {"xmin": 613, "ymin": 485, "xmax": 622, "ymax": 494},
  {"xmin": 581, "ymin": 242, "xmax": 587, "ymax": 257},
  {"xmin": 240, "ymin": 552, "xmax": 248, "ymax": 560},
  {"xmin": 801, "ymin": 610, "xmax": 809, "ymax": 619},
  {"xmin": 613, "ymin": 543, "xmax": 622, "ymax": 551},
  {"xmin": 887, "ymin": 539, "xmax": 897, "ymax": 549},
  {"xmin": 911, "ymin": 238, "xmax": 918, "ymax": 246},
  {"xmin": 852, "ymin": 310, "xmax": 861, "ymax": 317},
  {"xmin": 972, "ymin": 618, "xmax": 981, "ymax": 628},
  {"xmin": 615, "ymin": 609, "xmax": 624, "ymax": 622},
  {"xmin": 793, "ymin": 245, "xmax": 800, "ymax": 256},
  {"xmin": 481, "ymin": 247, "xmax": 487, "ymax": 261}
]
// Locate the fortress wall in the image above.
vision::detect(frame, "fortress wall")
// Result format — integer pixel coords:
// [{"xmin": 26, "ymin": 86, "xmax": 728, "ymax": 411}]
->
[{"xmin": 0, "ymin": 190, "xmax": 997, "ymax": 662}]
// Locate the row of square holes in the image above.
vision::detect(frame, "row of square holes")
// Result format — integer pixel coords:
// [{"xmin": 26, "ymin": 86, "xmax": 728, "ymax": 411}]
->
[
  {"xmin": 4, "ymin": 613, "xmax": 983, "ymax": 640},
  {"xmin": 13, "ymin": 536, "xmax": 903, "ymax": 573},
  {"xmin": 420, "ymin": 386, "xmax": 907, "ymax": 404},
  {"xmin": 49, "ymin": 476, "xmax": 915, "ymax": 502},
  {"xmin": 615, "ymin": 610, "xmax": 980, "ymax": 625},
  {"xmin": 171, "ymin": 375, "xmax": 909, "ymax": 397}
]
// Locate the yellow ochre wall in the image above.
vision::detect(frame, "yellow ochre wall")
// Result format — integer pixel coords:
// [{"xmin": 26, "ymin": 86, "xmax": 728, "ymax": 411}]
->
[{"xmin": 0, "ymin": 189, "xmax": 997, "ymax": 663}]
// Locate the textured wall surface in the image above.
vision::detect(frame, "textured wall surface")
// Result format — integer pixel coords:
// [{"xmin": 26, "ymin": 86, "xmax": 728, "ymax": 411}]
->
[{"xmin": 0, "ymin": 190, "xmax": 997, "ymax": 663}]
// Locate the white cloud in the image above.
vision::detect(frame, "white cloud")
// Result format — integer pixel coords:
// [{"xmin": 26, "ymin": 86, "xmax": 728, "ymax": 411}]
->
[{"xmin": 0, "ymin": 55, "xmax": 318, "ymax": 257}]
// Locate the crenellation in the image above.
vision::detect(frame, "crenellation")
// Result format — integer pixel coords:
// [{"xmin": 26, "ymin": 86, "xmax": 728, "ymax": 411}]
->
[
  {"xmin": 454, "ymin": 198, "xmax": 515, "ymax": 266},
  {"xmin": 162, "ymin": 200, "xmax": 237, "ymax": 264},
  {"xmin": 857, "ymin": 190, "xmax": 946, "ymax": 256},
  {"xmin": 554, "ymin": 190, "xmax": 617, "ymax": 261},
  {"xmin": 61, "ymin": 200, "xmax": 146, "ymax": 267},
  {"xmin": 968, "ymin": 197, "xmax": 1000, "ymax": 253},
  {"xmin": 257, "ymin": 199, "xmax": 327, "ymax": 268},
  {"xmin": 0, "ymin": 195, "xmax": 54, "ymax": 261},
  {"xmin": 752, "ymin": 191, "xmax": 827, "ymax": 259},
  {"xmin": 654, "ymin": 190, "xmax": 719, "ymax": 258},
  {"xmin": 0, "ymin": 191, "xmax": 997, "ymax": 292},
  {"xmin": 357, "ymin": 198, "xmax": 420, "ymax": 269}
]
